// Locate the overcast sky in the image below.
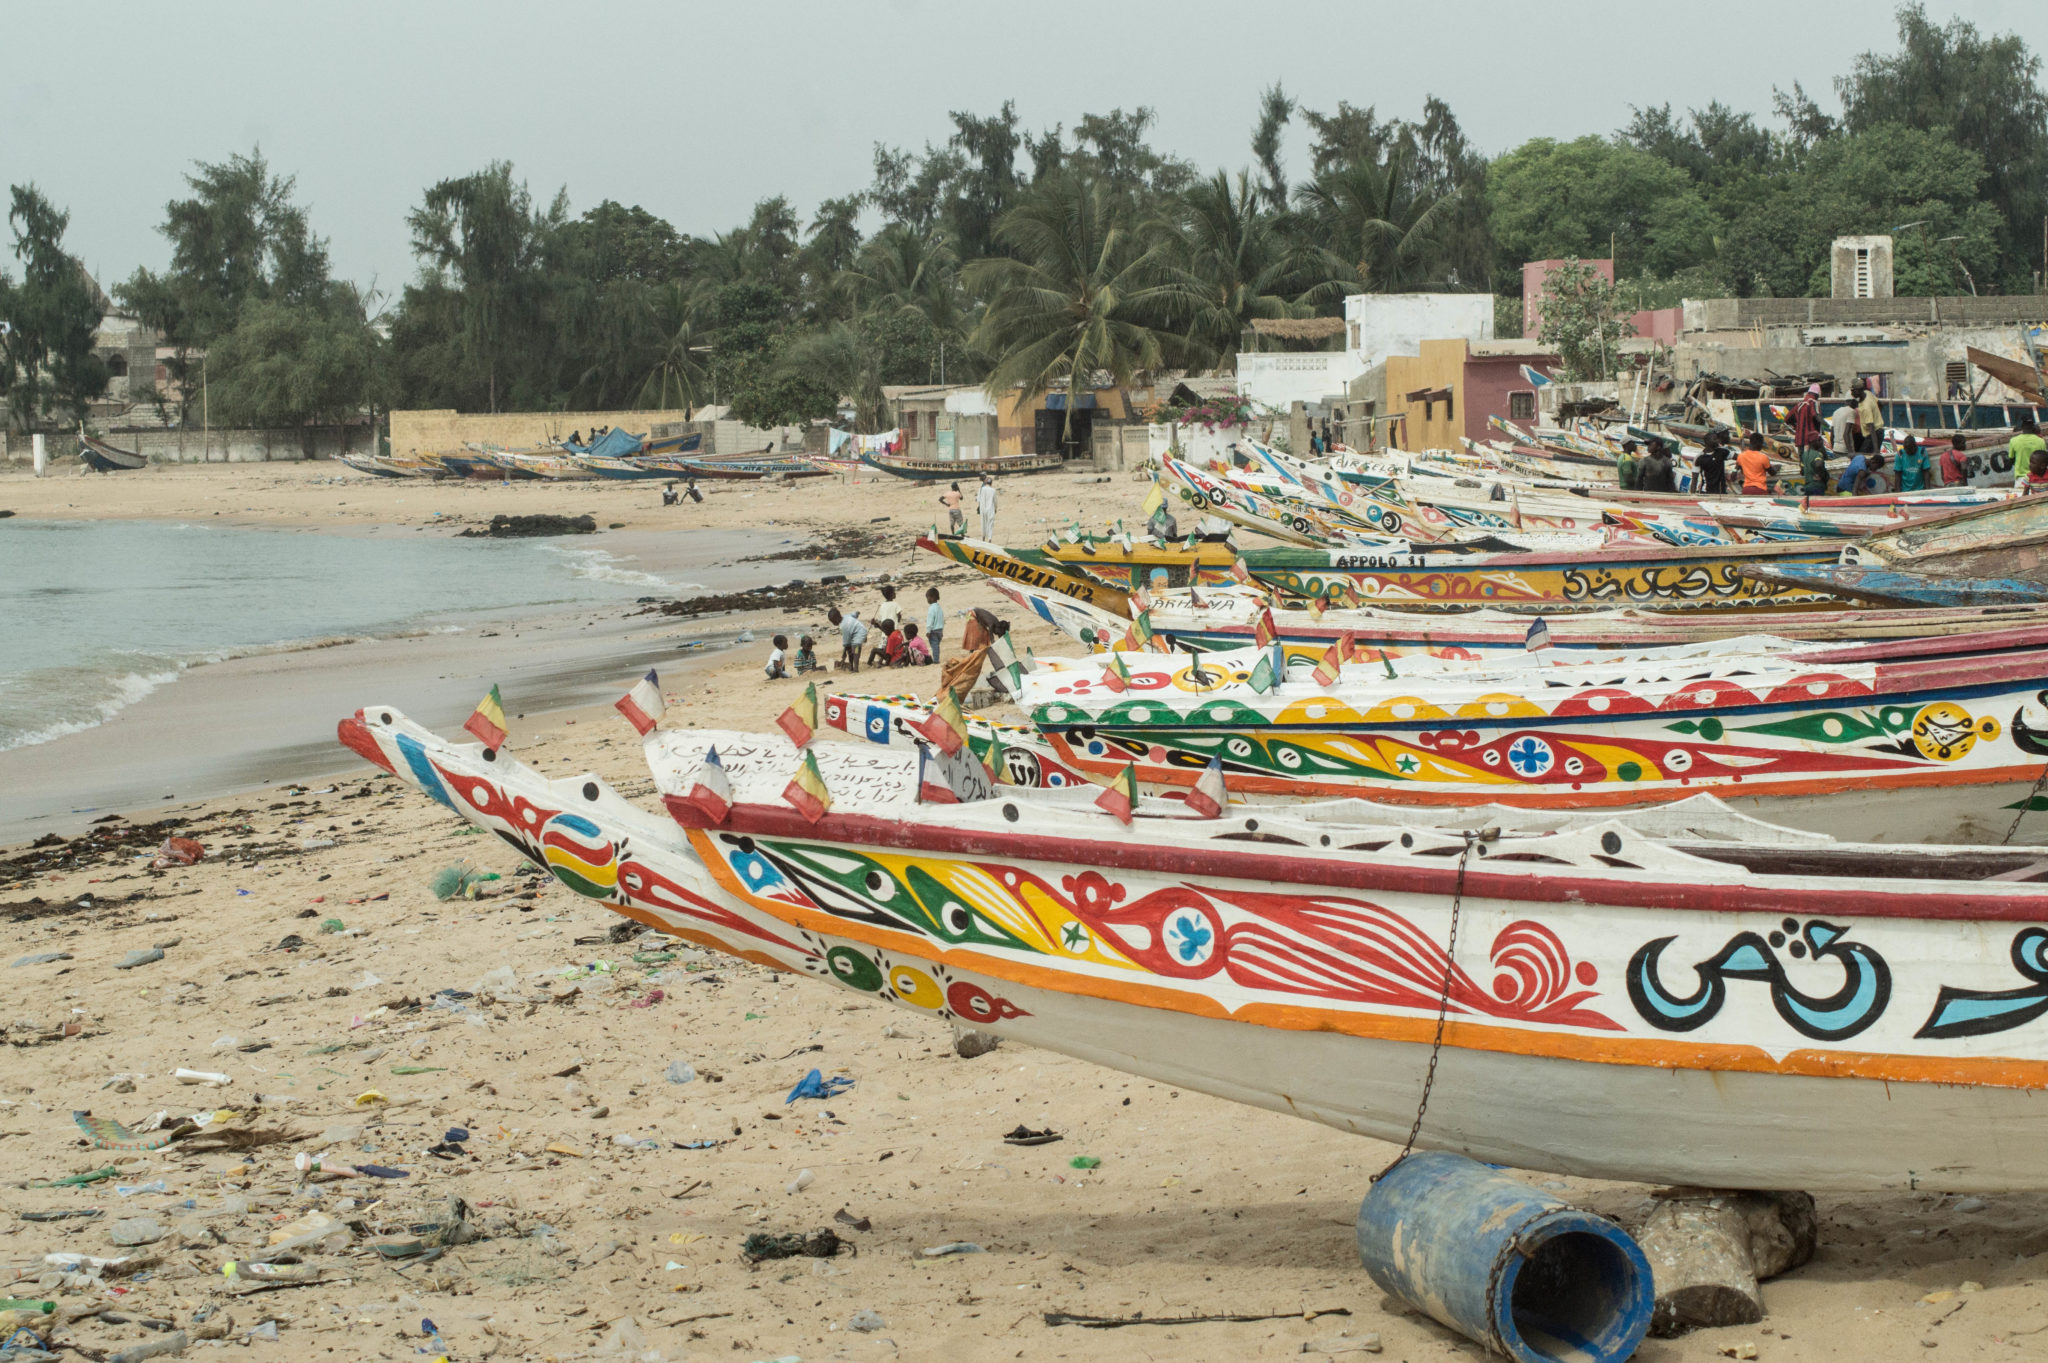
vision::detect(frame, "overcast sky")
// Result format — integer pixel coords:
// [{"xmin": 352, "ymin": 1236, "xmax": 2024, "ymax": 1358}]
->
[{"xmin": 1, "ymin": 0, "xmax": 2033, "ymax": 298}]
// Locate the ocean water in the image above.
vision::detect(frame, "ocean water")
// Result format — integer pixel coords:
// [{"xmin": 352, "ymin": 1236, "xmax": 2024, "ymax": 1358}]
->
[{"xmin": 0, "ymin": 518, "xmax": 752, "ymax": 753}]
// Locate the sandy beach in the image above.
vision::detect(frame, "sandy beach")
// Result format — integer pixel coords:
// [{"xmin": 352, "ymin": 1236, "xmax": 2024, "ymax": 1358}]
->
[{"xmin": 1, "ymin": 460, "xmax": 2043, "ymax": 1362}]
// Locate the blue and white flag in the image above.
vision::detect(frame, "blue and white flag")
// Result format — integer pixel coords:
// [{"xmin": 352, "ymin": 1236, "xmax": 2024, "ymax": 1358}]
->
[
  {"xmin": 1520, "ymin": 364, "xmax": 1553, "ymax": 388},
  {"xmin": 1525, "ymin": 617, "xmax": 1552, "ymax": 652}
]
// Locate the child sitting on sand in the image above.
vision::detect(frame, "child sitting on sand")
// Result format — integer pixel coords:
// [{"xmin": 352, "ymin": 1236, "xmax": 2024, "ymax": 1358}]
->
[
  {"xmin": 765, "ymin": 634, "xmax": 789, "ymax": 679},
  {"xmin": 868, "ymin": 622, "xmax": 905, "ymax": 668},
  {"xmin": 793, "ymin": 635, "xmax": 820, "ymax": 673},
  {"xmin": 901, "ymin": 621, "xmax": 931, "ymax": 665}
]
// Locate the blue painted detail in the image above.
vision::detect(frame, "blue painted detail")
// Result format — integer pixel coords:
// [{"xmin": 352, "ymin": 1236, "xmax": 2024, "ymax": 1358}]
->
[
  {"xmin": 1357, "ymin": 1151, "xmax": 1653, "ymax": 1363},
  {"xmin": 1627, "ymin": 919, "xmax": 1892, "ymax": 1041},
  {"xmin": 1918, "ymin": 926, "xmax": 2048, "ymax": 1039},
  {"xmin": 551, "ymin": 813, "xmax": 602, "ymax": 838},
  {"xmin": 864, "ymin": 705, "xmax": 892, "ymax": 744},
  {"xmin": 395, "ymin": 734, "xmax": 456, "ymax": 810}
]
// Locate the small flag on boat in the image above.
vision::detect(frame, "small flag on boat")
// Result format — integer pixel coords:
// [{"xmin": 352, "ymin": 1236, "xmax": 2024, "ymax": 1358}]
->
[
  {"xmin": 1139, "ymin": 479, "xmax": 1165, "ymax": 522},
  {"xmin": 675, "ymin": 746, "xmax": 733, "ymax": 823},
  {"xmin": 1187, "ymin": 582, "xmax": 1207, "ymax": 609},
  {"xmin": 1308, "ymin": 595, "xmax": 1326, "ymax": 620},
  {"xmin": 1524, "ymin": 618, "xmax": 1552, "ymax": 652},
  {"xmin": 1130, "ymin": 608, "xmax": 1156, "ymax": 650},
  {"xmin": 783, "ymin": 748, "xmax": 833, "ymax": 823},
  {"xmin": 777, "ymin": 682, "xmax": 819, "ymax": 748},
  {"xmin": 1312, "ymin": 637, "xmax": 1347, "ymax": 687},
  {"xmin": 916, "ymin": 689, "xmax": 968, "ymax": 756},
  {"xmin": 1519, "ymin": 363, "xmax": 1553, "ymax": 389},
  {"xmin": 463, "ymin": 685, "xmax": 508, "ymax": 750},
  {"xmin": 1247, "ymin": 645, "xmax": 1280, "ymax": 693},
  {"xmin": 1101, "ymin": 654, "xmax": 1134, "ymax": 693},
  {"xmin": 1230, "ymin": 557, "xmax": 1256, "ymax": 588},
  {"xmin": 1094, "ymin": 763, "xmax": 1139, "ymax": 824},
  {"xmin": 983, "ymin": 731, "xmax": 1010, "ymax": 784},
  {"xmin": 1184, "ymin": 758, "xmax": 1228, "ymax": 818},
  {"xmin": 1253, "ymin": 607, "xmax": 1278, "ymax": 650},
  {"xmin": 615, "ymin": 669, "xmax": 664, "ymax": 736},
  {"xmin": 1375, "ymin": 647, "xmax": 1397, "ymax": 679}
]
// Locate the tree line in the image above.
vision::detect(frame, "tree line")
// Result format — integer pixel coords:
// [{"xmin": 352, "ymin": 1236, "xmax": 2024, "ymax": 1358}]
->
[{"xmin": 0, "ymin": 4, "xmax": 2041, "ymax": 435}]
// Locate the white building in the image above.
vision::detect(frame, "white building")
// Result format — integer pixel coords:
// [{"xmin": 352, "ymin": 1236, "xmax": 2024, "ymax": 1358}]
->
[{"xmin": 1236, "ymin": 293, "xmax": 1495, "ymax": 412}]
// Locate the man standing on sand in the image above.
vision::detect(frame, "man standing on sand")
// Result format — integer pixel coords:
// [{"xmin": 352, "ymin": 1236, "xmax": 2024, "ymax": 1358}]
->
[
  {"xmin": 925, "ymin": 586, "xmax": 945, "ymax": 662},
  {"xmin": 976, "ymin": 474, "xmax": 998, "ymax": 540},
  {"xmin": 939, "ymin": 482, "xmax": 965, "ymax": 536},
  {"xmin": 1793, "ymin": 384, "xmax": 1823, "ymax": 462}
]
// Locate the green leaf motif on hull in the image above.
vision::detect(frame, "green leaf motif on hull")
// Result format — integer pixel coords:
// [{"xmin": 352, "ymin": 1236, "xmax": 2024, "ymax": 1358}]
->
[{"xmin": 1735, "ymin": 707, "xmax": 1914, "ymax": 746}]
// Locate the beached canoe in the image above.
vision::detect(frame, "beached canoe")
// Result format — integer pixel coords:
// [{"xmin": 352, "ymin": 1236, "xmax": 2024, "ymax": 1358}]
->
[
  {"xmin": 860, "ymin": 451, "xmax": 1064, "ymax": 481},
  {"xmin": 344, "ymin": 699, "xmax": 2048, "ymax": 1192},
  {"xmin": 78, "ymin": 433, "xmax": 148, "ymax": 471},
  {"xmin": 822, "ymin": 692, "xmax": 1089, "ymax": 790},
  {"xmin": 984, "ymin": 575, "xmax": 2048, "ymax": 664},
  {"xmin": 1016, "ymin": 639, "xmax": 2048, "ymax": 840}
]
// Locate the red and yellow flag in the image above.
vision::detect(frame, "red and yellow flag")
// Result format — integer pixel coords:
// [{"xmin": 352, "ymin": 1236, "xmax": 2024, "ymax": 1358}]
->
[
  {"xmin": 777, "ymin": 682, "xmax": 819, "ymax": 748},
  {"xmin": 1253, "ymin": 607, "xmax": 1277, "ymax": 650},
  {"xmin": 1094, "ymin": 762, "xmax": 1139, "ymax": 824},
  {"xmin": 1311, "ymin": 637, "xmax": 1347, "ymax": 687},
  {"xmin": 463, "ymin": 685, "xmax": 508, "ymax": 749},
  {"xmin": 1100, "ymin": 654, "xmax": 1134, "ymax": 693},
  {"xmin": 782, "ymin": 748, "xmax": 832, "ymax": 822},
  {"xmin": 915, "ymin": 688, "xmax": 967, "ymax": 756}
]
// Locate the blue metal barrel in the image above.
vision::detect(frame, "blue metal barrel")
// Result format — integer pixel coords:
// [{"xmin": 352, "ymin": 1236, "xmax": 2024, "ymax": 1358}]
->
[{"xmin": 1356, "ymin": 1152, "xmax": 1653, "ymax": 1363}]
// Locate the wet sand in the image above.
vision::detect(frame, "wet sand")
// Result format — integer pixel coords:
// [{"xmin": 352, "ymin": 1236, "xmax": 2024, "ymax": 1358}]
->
[{"xmin": 0, "ymin": 460, "xmax": 2041, "ymax": 1362}]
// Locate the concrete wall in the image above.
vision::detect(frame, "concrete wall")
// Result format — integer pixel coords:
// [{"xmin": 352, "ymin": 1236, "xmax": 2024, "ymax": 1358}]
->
[
  {"xmin": 388, "ymin": 408, "xmax": 696, "ymax": 456},
  {"xmin": 3, "ymin": 425, "xmax": 367, "ymax": 464},
  {"xmin": 1235, "ymin": 352, "xmax": 1366, "ymax": 410},
  {"xmin": 1830, "ymin": 236, "xmax": 1894, "ymax": 299},
  {"xmin": 1672, "ymin": 326, "xmax": 2042, "ymax": 402},
  {"xmin": 1346, "ymin": 293, "xmax": 1494, "ymax": 369},
  {"xmin": 1522, "ymin": 259, "xmax": 1613, "ymax": 337},
  {"xmin": 1682, "ymin": 296, "xmax": 2048, "ymax": 331}
]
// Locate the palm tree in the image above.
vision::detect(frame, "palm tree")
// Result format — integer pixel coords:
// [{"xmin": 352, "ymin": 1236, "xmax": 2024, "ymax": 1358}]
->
[
  {"xmin": 847, "ymin": 224, "xmax": 966, "ymax": 343},
  {"xmin": 1159, "ymin": 169, "xmax": 1299, "ymax": 369},
  {"xmin": 964, "ymin": 170, "xmax": 1194, "ymax": 422},
  {"xmin": 636, "ymin": 283, "xmax": 712, "ymax": 412},
  {"xmin": 774, "ymin": 321, "xmax": 889, "ymax": 431},
  {"xmin": 1291, "ymin": 140, "xmax": 1457, "ymax": 304}
]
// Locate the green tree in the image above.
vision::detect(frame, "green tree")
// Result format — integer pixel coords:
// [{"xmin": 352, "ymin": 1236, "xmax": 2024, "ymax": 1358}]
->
[
  {"xmin": 406, "ymin": 162, "xmax": 566, "ymax": 411},
  {"xmin": 1838, "ymin": 2, "xmax": 2048, "ymax": 290},
  {"xmin": 204, "ymin": 292, "xmax": 381, "ymax": 453},
  {"xmin": 1488, "ymin": 137, "xmax": 1717, "ymax": 287},
  {"xmin": 1160, "ymin": 169, "xmax": 1295, "ymax": 368},
  {"xmin": 0, "ymin": 185, "xmax": 107, "ymax": 430},
  {"xmin": 1537, "ymin": 257, "xmax": 1634, "ymax": 382},
  {"xmin": 1249, "ymin": 83, "xmax": 1295, "ymax": 210},
  {"xmin": 965, "ymin": 170, "xmax": 1191, "ymax": 424},
  {"xmin": 118, "ymin": 149, "xmax": 330, "ymax": 363},
  {"xmin": 1292, "ymin": 140, "xmax": 1459, "ymax": 300}
]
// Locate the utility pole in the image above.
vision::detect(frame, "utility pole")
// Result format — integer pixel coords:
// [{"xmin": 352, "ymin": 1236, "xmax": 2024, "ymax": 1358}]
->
[{"xmin": 202, "ymin": 352, "xmax": 211, "ymax": 463}]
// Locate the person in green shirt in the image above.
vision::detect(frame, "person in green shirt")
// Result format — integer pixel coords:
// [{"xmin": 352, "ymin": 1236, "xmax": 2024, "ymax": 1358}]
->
[
  {"xmin": 1892, "ymin": 435, "xmax": 1931, "ymax": 492},
  {"xmin": 2011, "ymin": 419, "xmax": 2046, "ymax": 487},
  {"xmin": 1800, "ymin": 442, "xmax": 1829, "ymax": 496},
  {"xmin": 1616, "ymin": 439, "xmax": 1641, "ymax": 491}
]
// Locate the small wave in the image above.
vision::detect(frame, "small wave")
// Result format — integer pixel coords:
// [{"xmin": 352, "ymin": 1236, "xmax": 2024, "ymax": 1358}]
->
[
  {"xmin": 0, "ymin": 667, "xmax": 181, "ymax": 753},
  {"xmin": 536, "ymin": 545, "xmax": 702, "ymax": 592}
]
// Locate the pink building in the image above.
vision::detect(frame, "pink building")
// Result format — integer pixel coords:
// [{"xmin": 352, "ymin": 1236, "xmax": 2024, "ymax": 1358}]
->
[{"xmin": 1521, "ymin": 258, "xmax": 1681, "ymax": 348}]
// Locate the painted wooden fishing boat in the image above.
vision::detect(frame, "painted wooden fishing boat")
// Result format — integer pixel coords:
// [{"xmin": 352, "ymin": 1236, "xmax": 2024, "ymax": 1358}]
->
[
  {"xmin": 340, "ymin": 452, "xmax": 410, "ymax": 478},
  {"xmin": 677, "ymin": 456, "xmax": 831, "ymax": 480},
  {"xmin": 78, "ymin": 433, "xmax": 148, "ymax": 471},
  {"xmin": 343, "ymin": 698, "xmax": 2048, "ymax": 1192},
  {"xmin": 1838, "ymin": 491, "xmax": 2048, "ymax": 584},
  {"xmin": 823, "ymin": 692, "xmax": 1089, "ymax": 789},
  {"xmin": 1017, "ymin": 640, "xmax": 2048, "ymax": 841},
  {"xmin": 1744, "ymin": 564, "xmax": 2048, "ymax": 609},
  {"xmin": 1164, "ymin": 455, "xmax": 1395, "ymax": 547},
  {"xmin": 571, "ymin": 454, "xmax": 683, "ymax": 481},
  {"xmin": 985, "ymin": 575, "xmax": 2048, "ymax": 664},
  {"xmin": 860, "ymin": 450, "xmax": 1063, "ymax": 481}
]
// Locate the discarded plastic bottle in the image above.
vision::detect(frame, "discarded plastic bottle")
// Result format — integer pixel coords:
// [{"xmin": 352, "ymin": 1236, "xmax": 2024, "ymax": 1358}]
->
[{"xmin": 786, "ymin": 1169, "xmax": 814, "ymax": 1195}]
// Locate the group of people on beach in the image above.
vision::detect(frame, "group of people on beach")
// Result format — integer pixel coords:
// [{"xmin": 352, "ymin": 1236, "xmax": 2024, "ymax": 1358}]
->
[
  {"xmin": 1618, "ymin": 382, "xmax": 2048, "ymax": 497},
  {"xmin": 938, "ymin": 475, "xmax": 999, "ymax": 539},
  {"xmin": 765, "ymin": 583, "xmax": 949, "ymax": 679}
]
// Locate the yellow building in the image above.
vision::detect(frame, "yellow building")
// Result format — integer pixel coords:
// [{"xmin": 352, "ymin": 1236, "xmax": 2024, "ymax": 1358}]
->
[{"xmin": 1382, "ymin": 339, "xmax": 1559, "ymax": 451}]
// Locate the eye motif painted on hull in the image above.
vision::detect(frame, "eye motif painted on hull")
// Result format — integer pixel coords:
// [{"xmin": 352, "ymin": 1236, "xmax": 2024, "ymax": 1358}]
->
[{"xmin": 1627, "ymin": 917, "xmax": 1891, "ymax": 1041}]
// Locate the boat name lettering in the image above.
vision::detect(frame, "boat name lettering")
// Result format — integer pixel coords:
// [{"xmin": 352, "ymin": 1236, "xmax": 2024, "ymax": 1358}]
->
[{"xmin": 1627, "ymin": 917, "xmax": 1890, "ymax": 1041}]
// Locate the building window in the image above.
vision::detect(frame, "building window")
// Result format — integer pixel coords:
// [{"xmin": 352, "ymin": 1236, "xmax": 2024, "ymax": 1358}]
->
[
  {"xmin": 1857, "ymin": 373, "xmax": 1890, "ymax": 397},
  {"xmin": 905, "ymin": 412, "xmax": 920, "ymax": 439},
  {"xmin": 1852, "ymin": 247, "xmax": 1873, "ymax": 299},
  {"xmin": 1509, "ymin": 390, "xmax": 1536, "ymax": 420},
  {"xmin": 105, "ymin": 354, "xmax": 128, "ymax": 378},
  {"xmin": 1348, "ymin": 321, "xmax": 1361, "ymax": 351}
]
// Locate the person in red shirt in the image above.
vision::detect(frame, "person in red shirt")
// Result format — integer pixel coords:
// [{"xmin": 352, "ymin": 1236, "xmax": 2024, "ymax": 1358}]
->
[
  {"xmin": 1938, "ymin": 433, "xmax": 1970, "ymax": 487},
  {"xmin": 1792, "ymin": 384, "xmax": 1823, "ymax": 458}
]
